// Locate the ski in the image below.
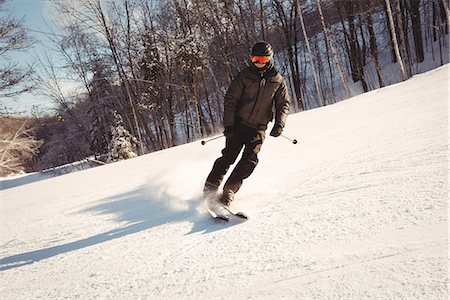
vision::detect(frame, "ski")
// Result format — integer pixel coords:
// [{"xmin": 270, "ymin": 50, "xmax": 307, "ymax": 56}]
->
[
  {"xmin": 203, "ymin": 197, "xmax": 248, "ymax": 221},
  {"xmin": 206, "ymin": 206, "xmax": 229, "ymax": 222},
  {"xmin": 221, "ymin": 204, "xmax": 249, "ymax": 220}
]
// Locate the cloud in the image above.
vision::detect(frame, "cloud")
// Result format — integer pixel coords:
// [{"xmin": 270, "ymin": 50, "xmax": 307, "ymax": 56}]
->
[{"xmin": 60, "ymin": 79, "xmax": 84, "ymax": 96}]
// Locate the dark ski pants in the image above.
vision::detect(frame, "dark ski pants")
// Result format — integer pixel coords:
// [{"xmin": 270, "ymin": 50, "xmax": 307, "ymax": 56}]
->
[{"xmin": 204, "ymin": 124, "xmax": 265, "ymax": 194}]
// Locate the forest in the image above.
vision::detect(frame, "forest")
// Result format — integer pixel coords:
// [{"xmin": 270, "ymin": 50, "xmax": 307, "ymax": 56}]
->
[{"xmin": 0, "ymin": 0, "xmax": 448, "ymax": 176}]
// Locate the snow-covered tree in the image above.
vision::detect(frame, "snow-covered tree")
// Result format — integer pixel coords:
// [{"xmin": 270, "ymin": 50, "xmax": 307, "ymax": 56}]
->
[
  {"xmin": 87, "ymin": 59, "xmax": 117, "ymax": 157},
  {"xmin": 107, "ymin": 111, "xmax": 138, "ymax": 163}
]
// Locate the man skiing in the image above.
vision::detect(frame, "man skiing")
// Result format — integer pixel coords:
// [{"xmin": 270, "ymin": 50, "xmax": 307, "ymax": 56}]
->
[{"xmin": 203, "ymin": 41, "xmax": 291, "ymax": 212}]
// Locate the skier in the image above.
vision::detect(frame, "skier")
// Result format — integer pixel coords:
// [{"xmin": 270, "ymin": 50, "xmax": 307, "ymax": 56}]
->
[{"xmin": 203, "ymin": 41, "xmax": 291, "ymax": 210}]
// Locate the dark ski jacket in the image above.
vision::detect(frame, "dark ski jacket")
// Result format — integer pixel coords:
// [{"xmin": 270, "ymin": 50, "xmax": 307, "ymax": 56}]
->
[{"xmin": 223, "ymin": 64, "xmax": 291, "ymax": 131}]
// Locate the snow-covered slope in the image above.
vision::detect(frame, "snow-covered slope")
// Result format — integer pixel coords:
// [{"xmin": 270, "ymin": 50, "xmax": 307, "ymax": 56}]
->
[{"xmin": 1, "ymin": 65, "xmax": 448, "ymax": 299}]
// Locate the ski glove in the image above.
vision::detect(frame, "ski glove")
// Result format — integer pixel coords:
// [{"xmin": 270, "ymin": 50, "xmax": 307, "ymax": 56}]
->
[
  {"xmin": 223, "ymin": 126, "xmax": 235, "ymax": 139},
  {"xmin": 270, "ymin": 124, "xmax": 283, "ymax": 137}
]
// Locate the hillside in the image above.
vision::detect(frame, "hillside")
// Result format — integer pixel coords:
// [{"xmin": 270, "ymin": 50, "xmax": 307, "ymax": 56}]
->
[{"xmin": 0, "ymin": 65, "xmax": 448, "ymax": 299}]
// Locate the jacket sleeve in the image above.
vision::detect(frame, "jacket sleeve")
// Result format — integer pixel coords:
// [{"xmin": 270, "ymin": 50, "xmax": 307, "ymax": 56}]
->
[
  {"xmin": 273, "ymin": 79, "xmax": 291, "ymax": 128},
  {"xmin": 223, "ymin": 74, "xmax": 244, "ymax": 128}
]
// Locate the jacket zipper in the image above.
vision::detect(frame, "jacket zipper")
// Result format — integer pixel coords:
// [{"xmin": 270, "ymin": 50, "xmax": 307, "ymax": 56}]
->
[{"xmin": 249, "ymin": 74, "xmax": 265, "ymax": 124}]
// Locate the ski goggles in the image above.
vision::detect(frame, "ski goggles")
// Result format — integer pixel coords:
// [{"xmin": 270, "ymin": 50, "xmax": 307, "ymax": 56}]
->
[{"xmin": 251, "ymin": 55, "xmax": 271, "ymax": 64}]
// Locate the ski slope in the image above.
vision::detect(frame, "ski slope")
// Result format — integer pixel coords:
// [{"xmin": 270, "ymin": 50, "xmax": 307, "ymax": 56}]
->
[{"xmin": 1, "ymin": 65, "xmax": 448, "ymax": 299}]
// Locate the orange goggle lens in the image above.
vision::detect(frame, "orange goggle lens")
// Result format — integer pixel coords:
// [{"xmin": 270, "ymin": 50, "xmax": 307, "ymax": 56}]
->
[{"xmin": 251, "ymin": 55, "xmax": 270, "ymax": 64}]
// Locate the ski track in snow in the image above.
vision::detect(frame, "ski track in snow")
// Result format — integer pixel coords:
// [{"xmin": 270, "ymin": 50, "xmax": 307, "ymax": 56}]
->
[{"xmin": 0, "ymin": 65, "xmax": 448, "ymax": 299}]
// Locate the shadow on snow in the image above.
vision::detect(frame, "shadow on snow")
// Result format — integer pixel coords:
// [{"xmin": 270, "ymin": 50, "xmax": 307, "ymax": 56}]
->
[{"xmin": 0, "ymin": 185, "xmax": 241, "ymax": 271}]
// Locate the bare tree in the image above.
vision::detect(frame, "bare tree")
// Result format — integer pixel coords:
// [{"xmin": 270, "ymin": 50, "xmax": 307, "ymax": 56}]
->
[
  {"xmin": 385, "ymin": 0, "xmax": 407, "ymax": 80},
  {"xmin": 259, "ymin": 0, "xmax": 266, "ymax": 40},
  {"xmin": 365, "ymin": 0, "xmax": 385, "ymax": 88},
  {"xmin": 316, "ymin": 0, "xmax": 351, "ymax": 98},
  {"xmin": 0, "ymin": 116, "xmax": 42, "ymax": 176},
  {"xmin": 91, "ymin": 0, "xmax": 145, "ymax": 154},
  {"xmin": 410, "ymin": 0, "xmax": 424, "ymax": 63},
  {"xmin": 393, "ymin": 0, "xmax": 412, "ymax": 77},
  {"xmin": 273, "ymin": 0, "xmax": 305, "ymax": 110},
  {"xmin": 0, "ymin": 1, "xmax": 34, "ymax": 98},
  {"xmin": 442, "ymin": 0, "xmax": 450, "ymax": 26},
  {"xmin": 335, "ymin": 0, "xmax": 368, "ymax": 92},
  {"xmin": 295, "ymin": 0, "xmax": 322, "ymax": 106}
]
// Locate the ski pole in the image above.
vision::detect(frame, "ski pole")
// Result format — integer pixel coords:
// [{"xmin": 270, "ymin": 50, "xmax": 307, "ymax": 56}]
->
[
  {"xmin": 281, "ymin": 134, "xmax": 298, "ymax": 144},
  {"xmin": 201, "ymin": 134, "xmax": 224, "ymax": 145}
]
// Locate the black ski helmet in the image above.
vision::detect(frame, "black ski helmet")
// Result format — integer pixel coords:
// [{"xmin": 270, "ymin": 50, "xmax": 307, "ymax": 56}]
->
[{"xmin": 251, "ymin": 41, "xmax": 273, "ymax": 56}]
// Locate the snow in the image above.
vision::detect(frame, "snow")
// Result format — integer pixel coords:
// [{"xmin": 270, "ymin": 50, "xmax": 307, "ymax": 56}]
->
[{"xmin": 1, "ymin": 65, "xmax": 448, "ymax": 299}]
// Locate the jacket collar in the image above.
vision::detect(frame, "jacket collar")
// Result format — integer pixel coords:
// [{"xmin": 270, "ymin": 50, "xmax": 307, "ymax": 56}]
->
[{"xmin": 249, "ymin": 62, "xmax": 278, "ymax": 78}]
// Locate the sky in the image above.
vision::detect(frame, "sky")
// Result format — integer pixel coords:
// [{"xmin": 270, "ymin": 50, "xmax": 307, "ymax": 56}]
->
[{"xmin": 1, "ymin": 0, "xmax": 60, "ymax": 115}]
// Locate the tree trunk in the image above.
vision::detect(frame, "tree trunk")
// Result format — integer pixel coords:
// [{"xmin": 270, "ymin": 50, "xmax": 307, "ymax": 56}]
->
[
  {"xmin": 366, "ymin": 0, "xmax": 385, "ymax": 88},
  {"xmin": 296, "ymin": 0, "xmax": 322, "ymax": 106},
  {"xmin": 410, "ymin": 0, "xmax": 424, "ymax": 63},
  {"xmin": 95, "ymin": 0, "xmax": 145, "ymax": 154},
  {"xmin": 385, "ymin": 0, "xmax": 408, "ymax": 80},
  {"xmin": 442, "ymin": 0, "xmax": 450, "ymax": 26},
  {"xmin": 273, "ymin": 0, "xmax": 305, "ymax": 110},
  {"xmin": 340, "ymin": 1, "xmax": 360, "ymax": 83},
  {"xmin": 201, "ymin": 72, "xmax": 216, "ymax": 133},
  {"xmin": 259, "ymin": 0, "xmax": 266, "ymax": 40},
  {"xmin": 433, "ymin": 0, "xmax": 444, "ymax": 65},
  {"xmin": 316, "ymin": 0, "xmax": 351, "ymax": 98},
  {"xmin": 394, "ymin": 0, "xmax": 412, "ymax": 77},
  {"xmin": 384, "ymin": 1, "xmax": 398, "ymax": 63}
]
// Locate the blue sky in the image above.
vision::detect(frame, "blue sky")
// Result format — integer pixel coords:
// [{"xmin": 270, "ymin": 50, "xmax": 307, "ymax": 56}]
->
[{"xmin": 1, "ymin": 0, "xmax": 57, "ymax": 115}]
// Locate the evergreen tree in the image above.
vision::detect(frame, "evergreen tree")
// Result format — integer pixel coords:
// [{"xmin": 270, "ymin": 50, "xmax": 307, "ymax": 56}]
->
[
  {"xmin": 87, "ymin": 59, "xmax": 116, "ymax": 157},
  {"xmin": 107, "ymin": 111, "xmax": 138, "ymax": 163}
]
